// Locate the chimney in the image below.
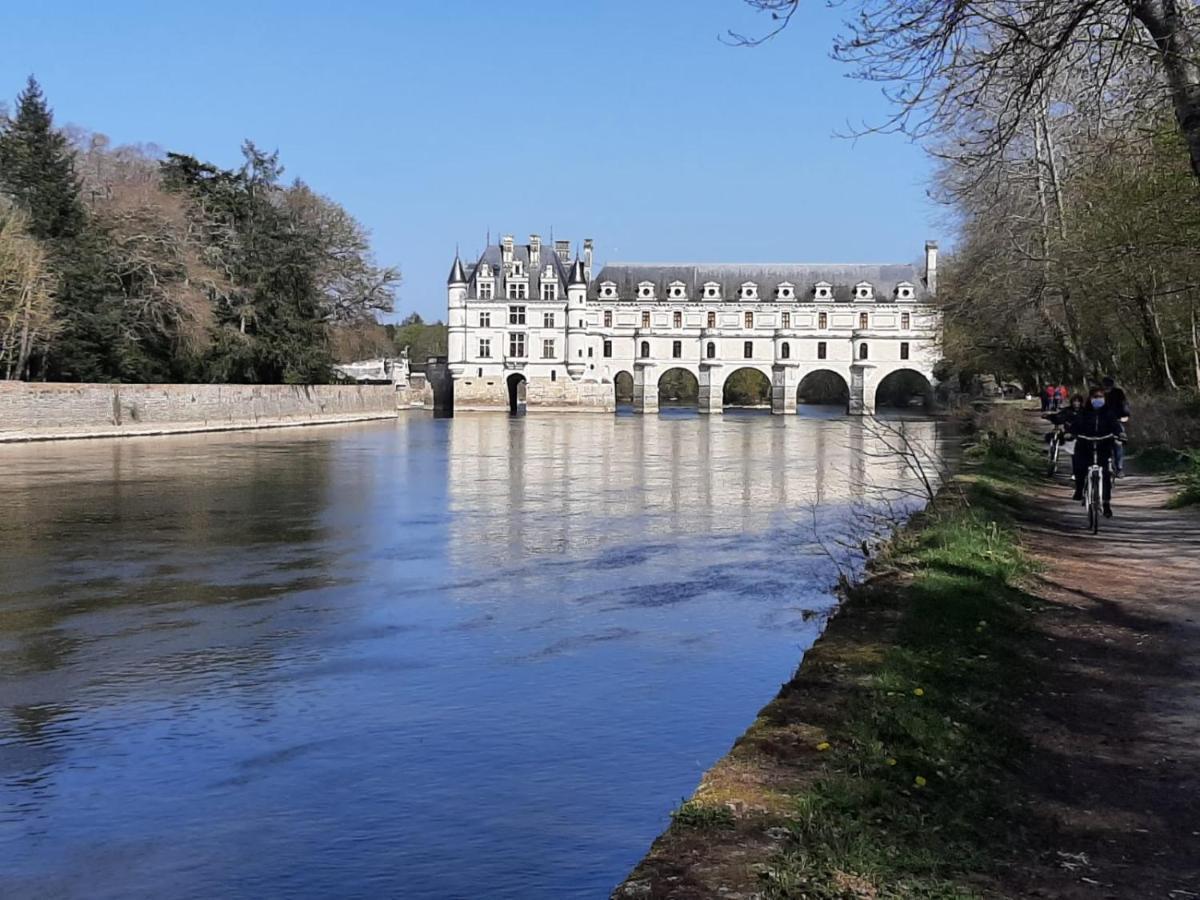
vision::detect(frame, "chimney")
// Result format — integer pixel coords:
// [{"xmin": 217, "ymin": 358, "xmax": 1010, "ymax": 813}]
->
[
  {"xmin": 583, "ymin": 238, "xmax": 594, "ymax": 281},
  {"xmin": 555, "ymin": 239, "xmax": 571, "ymax": 263},
  {"xmin": 529, "ymin": 234, "xmax": 541, "ymax": 267},
  {"xmin": 501, "ymin": 234, "xmax": 514, "ymax": 265},
  {"xmin": 924, "ymin": 240, "xmax": 939, "ymax": 296}
]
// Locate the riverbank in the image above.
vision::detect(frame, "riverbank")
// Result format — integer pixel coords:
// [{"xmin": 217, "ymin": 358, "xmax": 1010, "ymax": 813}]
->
[{"xmin": 614, "ymin": 408, "xmax": 1200, "ymax": 898}]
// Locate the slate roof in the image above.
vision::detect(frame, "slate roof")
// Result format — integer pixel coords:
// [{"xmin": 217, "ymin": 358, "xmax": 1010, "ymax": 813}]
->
[
  {"xmin": 588, "ymin": 262, "xmax": 927, "ymax": 302},
  {"xmin": 464, "ymin": 240, "xmax": 571, "ymax": 298}
]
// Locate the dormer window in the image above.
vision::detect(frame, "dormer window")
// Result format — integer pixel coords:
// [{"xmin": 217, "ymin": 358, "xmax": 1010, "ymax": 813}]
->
[
  {"xmin": 541, "ymin": 282, "xmax": 558, "ymax": 301},
  {"xmin": 895, "ymin": 281, "xmax": 916, "ymax": 301},
  {"xmin": 478, "ymin": 279, "xmax": 494, "ymax": 300},
  {"xmin": 814, "ymin": 281, "xmax": 833, "ymax": 301},
  {"xmin": 776, "ymin": 282, "xmax": 795, "ymax": 300},
  {"xmin": 854, "ymin": 281, "xmax": 874, "ymax": 301},
  {"xmin": 600, "ymin": 281, "xmax": 617, "ymax": 299},
  {"xmin": 739, "ymin": 282, "xmax": 759, "ymax": 300},
  {"xmin": 703, "ymin": 282, "xmax": 721, "ymax": 300},
  {"xmin": 668, "ymin": 281, "xmax": 687, "ymax": 300},
  {"xmin": 638, "ymin": 281, "xmax": 655, "ymax": 300},
  {"xmin": 512, "ymin": 260, "xmax": 524, "ymax": 277}
]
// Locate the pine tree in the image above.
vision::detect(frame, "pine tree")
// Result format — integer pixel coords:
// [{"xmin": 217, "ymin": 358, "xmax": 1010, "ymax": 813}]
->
[{"xmin": 0, "ymin": 76, "xmax": 85, "ymax": 241}]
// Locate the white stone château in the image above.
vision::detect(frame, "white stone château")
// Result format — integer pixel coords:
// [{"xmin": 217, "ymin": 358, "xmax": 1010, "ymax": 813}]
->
[{"xmin": 446, "ymin": 234, "xmax": 941, "ymax": 414}]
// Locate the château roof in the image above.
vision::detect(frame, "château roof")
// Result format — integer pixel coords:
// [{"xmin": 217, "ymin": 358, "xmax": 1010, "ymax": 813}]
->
[
  {"xmin": 463, "ymin": 240, "xmax": 572, "ymax": 296},
  {"xmin": 588, "ymin": 262, "xmax": 927, "ymax": 302},
  {"xmin": 447, "ymin": 256, "xmax": 467, "ymax": 285}
]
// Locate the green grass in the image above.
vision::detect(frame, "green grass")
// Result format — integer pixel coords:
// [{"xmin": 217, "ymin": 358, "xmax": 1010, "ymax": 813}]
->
[
  {"xmin": 670, "ymin": 799, "xmax": 736, "ymax": 831},
  {"xmin": 758, "ymin": 434, "xmax": 1042, "ymax": 899},
  {"xmin": 1166, "ymin": 451, "xmax": 1200, "ymax": 507}
]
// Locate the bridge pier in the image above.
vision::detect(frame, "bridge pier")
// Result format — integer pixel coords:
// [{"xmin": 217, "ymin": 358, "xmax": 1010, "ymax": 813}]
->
[
  {"xmin": 849, "ymin": 362, "xmax": 875, "ymax": 415},
  {"xmin": 633, "ymin": 361, "xmax": 658, "ymax": 414},
  {"xmin": 698, "ymin": 363, "xmax": 723, "ymax": 415},
  {"xmin": 771, "ymin": 364, "xmax": 799, "ymax": 415}
]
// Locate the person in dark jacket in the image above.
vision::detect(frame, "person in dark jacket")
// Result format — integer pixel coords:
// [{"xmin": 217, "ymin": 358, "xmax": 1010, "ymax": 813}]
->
[
  {"xmin": 1102, "ymin": 376, "xmax": 1131, "ymax": 476},
  {"xmin": 1043, "ymin": 394, "xmax": 1083, "ymax": 444},
  {"xmin": 1066, "ymin": 386, "xmax": 1124, "ymax": 514}
]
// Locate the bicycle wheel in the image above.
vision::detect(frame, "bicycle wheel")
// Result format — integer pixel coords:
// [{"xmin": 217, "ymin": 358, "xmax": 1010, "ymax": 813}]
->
[
  {"xmin": 1047, "ymin": 438, "xmax": 1059, "ymax": 476},
  {"xmin": 1089, "ymin": 471, "xmax": 1101, "ymax": 534}
]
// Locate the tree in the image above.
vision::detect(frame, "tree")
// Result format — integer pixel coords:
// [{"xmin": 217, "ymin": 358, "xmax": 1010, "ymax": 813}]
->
[
  {"xmin": 0, "ymin": 77, "xmax": 86, "ymax": 240},
  {"xmin": 736, "ymin": 1, "xmax": 1200, "ymax": 180},
  {"xmin": 389, "ymin": 312, "xmax": 447, "ymax": 364},
  {"xmin": 0, "ymin": 200, "xmax": 57, "ymax": 379}
]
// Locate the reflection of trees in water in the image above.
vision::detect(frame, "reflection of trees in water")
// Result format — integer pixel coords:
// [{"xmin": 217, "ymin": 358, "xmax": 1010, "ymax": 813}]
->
[{"xmin": 446, "ymin": 414, "xmax": 949, "ymax": 566}]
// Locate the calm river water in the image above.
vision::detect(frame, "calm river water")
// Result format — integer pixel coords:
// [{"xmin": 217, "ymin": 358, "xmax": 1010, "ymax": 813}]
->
[{"xmin": 0, "ymin": 410, "xmax": 949, "ymax": 899}]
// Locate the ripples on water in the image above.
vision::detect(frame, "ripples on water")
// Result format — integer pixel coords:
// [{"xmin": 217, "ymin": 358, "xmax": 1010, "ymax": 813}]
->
[{"xmin": 0, "ymin": 410, "xmax": 950, "ymax": 899}]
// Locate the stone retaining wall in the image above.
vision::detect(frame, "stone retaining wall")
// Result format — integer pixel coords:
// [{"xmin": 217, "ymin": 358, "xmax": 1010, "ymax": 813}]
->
[{"xmin": 0, "ymin": 382, "xmax": 399, "ymax": 439}]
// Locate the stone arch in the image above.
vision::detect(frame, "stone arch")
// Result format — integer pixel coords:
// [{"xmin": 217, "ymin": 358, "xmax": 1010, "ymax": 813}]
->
[
  {"xmin": 657, "ymin": 366, "xmax": 699, "ymax": 406},
  {"xmin": 506, "ymin": 373, "xmax": 527, "ymax": 414},
  {"xmin": 873, "ymin": 368, "xmax": 934, "ymax": 410},
  {"xmin": 721, "ymin": 366, "xmax": 772, "ymax": 408},
  {"xmin": 797, "ymin": 369, "xmax": 851, "ymax": 410},
  {"xmin": 613, "ymin": 370, "xmax": 634, "ymax": 404}
]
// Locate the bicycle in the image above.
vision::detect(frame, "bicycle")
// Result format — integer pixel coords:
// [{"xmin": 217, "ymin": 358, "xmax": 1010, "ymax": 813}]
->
[
  {"xmin": 1074, "ymin": 434, "xmax": 1117, "ymax": 534},
  {"xmin": 1046, "ymin": 425, "xmax": 1065, "ymax": 476}
]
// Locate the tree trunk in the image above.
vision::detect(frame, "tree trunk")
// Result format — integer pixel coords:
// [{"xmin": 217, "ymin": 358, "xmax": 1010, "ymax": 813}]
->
[
  {"xmin": 16, "ymin": 282, "xmax": 34, "ymax": 381},
  {"xmin": 1133, "ymin": 0, "xmax": 1200, "ymax": 180},
  {"xmin": 1134, "ymin": 291, "xmax": 1178, "ymax": 389},
  {"xmin": 1191, "ymin": 296, "xmax": 1200, "ymax": 388}
]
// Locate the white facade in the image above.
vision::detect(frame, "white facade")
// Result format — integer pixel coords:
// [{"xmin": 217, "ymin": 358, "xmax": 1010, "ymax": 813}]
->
[{"xmin": 447, "ymin": 235, "xmax": 941, "ymax": 414}]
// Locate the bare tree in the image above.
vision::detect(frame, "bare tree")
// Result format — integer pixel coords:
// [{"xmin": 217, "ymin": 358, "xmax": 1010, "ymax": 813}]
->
[
  {"xmin": 0, "ymin": 201, "xmax": 57, "ymax": 380},
  {"xmin": 734, "ymin": 0, "xmax": 1200, "ymax": 180}
]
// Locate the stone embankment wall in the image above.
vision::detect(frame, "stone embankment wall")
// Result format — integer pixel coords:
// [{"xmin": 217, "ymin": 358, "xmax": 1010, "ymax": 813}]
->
[
  {"xmin": 452, "ymin": 374, "xmax": 614, "ymax": 412},
  {"xmin": 0, "ymin": 382, "xmax": 399, "ymax": 441}
]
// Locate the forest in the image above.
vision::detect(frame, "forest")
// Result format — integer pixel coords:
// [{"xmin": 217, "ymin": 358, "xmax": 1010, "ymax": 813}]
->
[{"xmin": 0, "ymin": 77, "xmax": 436, "ymax": 385}]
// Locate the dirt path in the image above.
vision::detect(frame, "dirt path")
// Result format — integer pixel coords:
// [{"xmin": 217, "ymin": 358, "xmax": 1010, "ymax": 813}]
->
[{"xmin": 1002, "ymin": 455, "xmax": 1200, "ymax": 897}]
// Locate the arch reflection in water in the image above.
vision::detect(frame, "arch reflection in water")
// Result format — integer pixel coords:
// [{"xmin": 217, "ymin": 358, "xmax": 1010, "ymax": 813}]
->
[{"xmin": 445, "ymin": 413, "xmax": 949, "ymax": 566}]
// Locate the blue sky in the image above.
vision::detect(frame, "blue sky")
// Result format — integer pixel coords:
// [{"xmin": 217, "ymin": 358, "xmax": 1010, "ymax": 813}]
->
[{"xmin": 1, "ymin": 1, "xmax": 939, "ymax": 321}]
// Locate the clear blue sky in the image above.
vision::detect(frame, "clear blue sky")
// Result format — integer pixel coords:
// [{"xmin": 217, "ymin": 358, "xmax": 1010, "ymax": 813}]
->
[{"xmin": 1, "ymin": 1, "xmax": 940, "ymax": 322}]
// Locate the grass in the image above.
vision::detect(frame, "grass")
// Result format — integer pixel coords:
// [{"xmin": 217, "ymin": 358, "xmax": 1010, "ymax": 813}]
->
[
  {"xmin": 670, "ymin": 799, "xmax": 737, "ymax": 831},
  {"xmin": 756, "ymin": 423, "xmax": 1043, "ymax": 899}
]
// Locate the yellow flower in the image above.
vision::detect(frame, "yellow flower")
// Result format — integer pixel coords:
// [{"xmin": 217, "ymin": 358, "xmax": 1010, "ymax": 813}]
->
[
  {"xmin": 913, "ymin": 688, "xmax": 925, "ymax": 697},
  {"xmin": 886, "ymin": 757, "xmax": 897, "ymax": 767},
  {"xmin": 816, "ymin": 741, "xmax": 831, "ymax": 751},
  {"xmin": 914, "ymin": 775, "xmax": 927, "ymax": 788}
]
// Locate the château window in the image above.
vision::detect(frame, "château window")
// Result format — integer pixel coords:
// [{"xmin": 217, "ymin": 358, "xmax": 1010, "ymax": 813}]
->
[
  {"xmin": 781, "ymin": 342, "xmax": 791, "ymax": 359},
  {"xmin": 859, "ymin": 342, "xmax": 869, "ymax": 360},
  {"xmin": 859, "ymin": 312, "xmax": 869, "ymax": 329},
  {"xmin": 707, "ymin": 311, "xmax": 716, "ymax": 329},
  {"xmin": 818, "ymin": 312, "xmax": 828, "ymax": 330},
  {"xmin": 543, "ymin": 312, "xmax": 555, "ymax": 328},
  {"xmin": 744, "ymin": 312, "xmax": 753, "ymax": 329},
  {"xmin": 478, "ymin": 338, "xmax": 491, "ymax": 358},
  {"xmin": 743, "ymin": 341, "xmax": 753, "ymax": 359},
  {"xmin": 588, "ymin": 347, "xmax": 593, "ymax": 358},
  {"xmin": 673, "ymin": 311, "xmax": 682, "ymax": 329},
  {"xmin": 706, "ymin": 341, "xmax": 716, "ymax": 359},
  {"xmin": 542, "ymin": 339, "xmax": 555, "ymax": 359},
  {"xmin": 672, "ymin": 340, "xmax": 682, "ymax": 359},
  {"xmin": 604, "ymin": 310, "xmax": 613, "ymax": 328},
  {"xmin": 551, "ymin": 370, "xmax": 557, "ymax": 381},
  {"xmin": 901, "ymin": 312, "xmax": 911, "ymax": 330},
  {"xmin": 509, "ymin": 305, "xmax": 526, "ymax": 325},
  {"xmin": 640, "ymin": 340, "xmax": 650, "ymax": 358},
  {"xmin": 900, "ymin": 341, "xmax": 910, "ymax": 361},
  {"xmin": 478, "ymin": 281, "xmax": 494, "ymax": 300},
  {"xmin": 507, "ymin": 282, "xmax": 528, "ymax": 300},
  {"xmin": 641, "ymin": 311, "xmax": 650, "ymax": 329},
  {"xmin": 479, "ymin": 312, "xmax": 491, "ymax": 328},
  {"xmin": 817, "ymin": 341, "xmax": 827, "ymax": 360},
  {"xmin": 541, "ymin": 283, "xmax": 558, "ymax": 302},
  {"xmin": 781, "ymin": 312, "xmax": 791, "ymax": 329},
  {"xmin": 509, "ymin": 332, "xmax": 526, "ymax": 358},
  {"xmin": 603, "ymin": 340, "xmax": 612, "ymax": 358}
]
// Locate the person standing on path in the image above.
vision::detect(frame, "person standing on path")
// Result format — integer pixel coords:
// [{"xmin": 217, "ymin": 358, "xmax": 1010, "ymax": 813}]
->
[{"xmin": 1102, "ymin": 376, "xmax": 1131, "ymax": 476}]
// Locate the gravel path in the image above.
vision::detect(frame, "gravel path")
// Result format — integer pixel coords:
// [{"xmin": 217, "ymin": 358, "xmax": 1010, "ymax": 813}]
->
[{"xmin": 1004, "ymin": 457, "xmax": 1200, "ymax": 897}]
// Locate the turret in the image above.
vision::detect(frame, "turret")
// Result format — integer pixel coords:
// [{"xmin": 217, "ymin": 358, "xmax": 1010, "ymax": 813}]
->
[
  {"xmin": 566, "ymin": 257, "xmax": 588, "ymax": 379},
  {"xmin": 447, "ymin": 255, "xmax": 468, "ymax": 374}
]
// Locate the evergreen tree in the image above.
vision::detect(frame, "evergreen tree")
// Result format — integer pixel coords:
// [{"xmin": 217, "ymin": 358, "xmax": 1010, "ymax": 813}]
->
[{"xmin": 0, "ymin": 76, "xmax": 85, "ymax": 241}]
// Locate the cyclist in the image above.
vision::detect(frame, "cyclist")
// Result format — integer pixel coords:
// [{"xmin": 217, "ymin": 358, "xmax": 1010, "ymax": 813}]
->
[
  {"xmin": 1065, "ymin": 386, "xmax": 1124, "ymax": 515},
  {"xmin": 1102, "ymin": 376, "xmax": 1131, "ymax": 476}
]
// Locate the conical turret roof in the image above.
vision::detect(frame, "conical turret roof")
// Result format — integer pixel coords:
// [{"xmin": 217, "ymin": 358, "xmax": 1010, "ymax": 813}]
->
[
  {"xmin": 447, "ymin": 256, "xmax": 467, "ymax": 285},
  {"xmin": 568, "ymin": 257, "xmax": 587, "ymax": 286}
]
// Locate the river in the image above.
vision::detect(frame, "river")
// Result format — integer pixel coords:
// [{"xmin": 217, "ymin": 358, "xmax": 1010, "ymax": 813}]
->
[{"xmin": 0, "ymin": 410, "xmax": 950, "ymax": 899}]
